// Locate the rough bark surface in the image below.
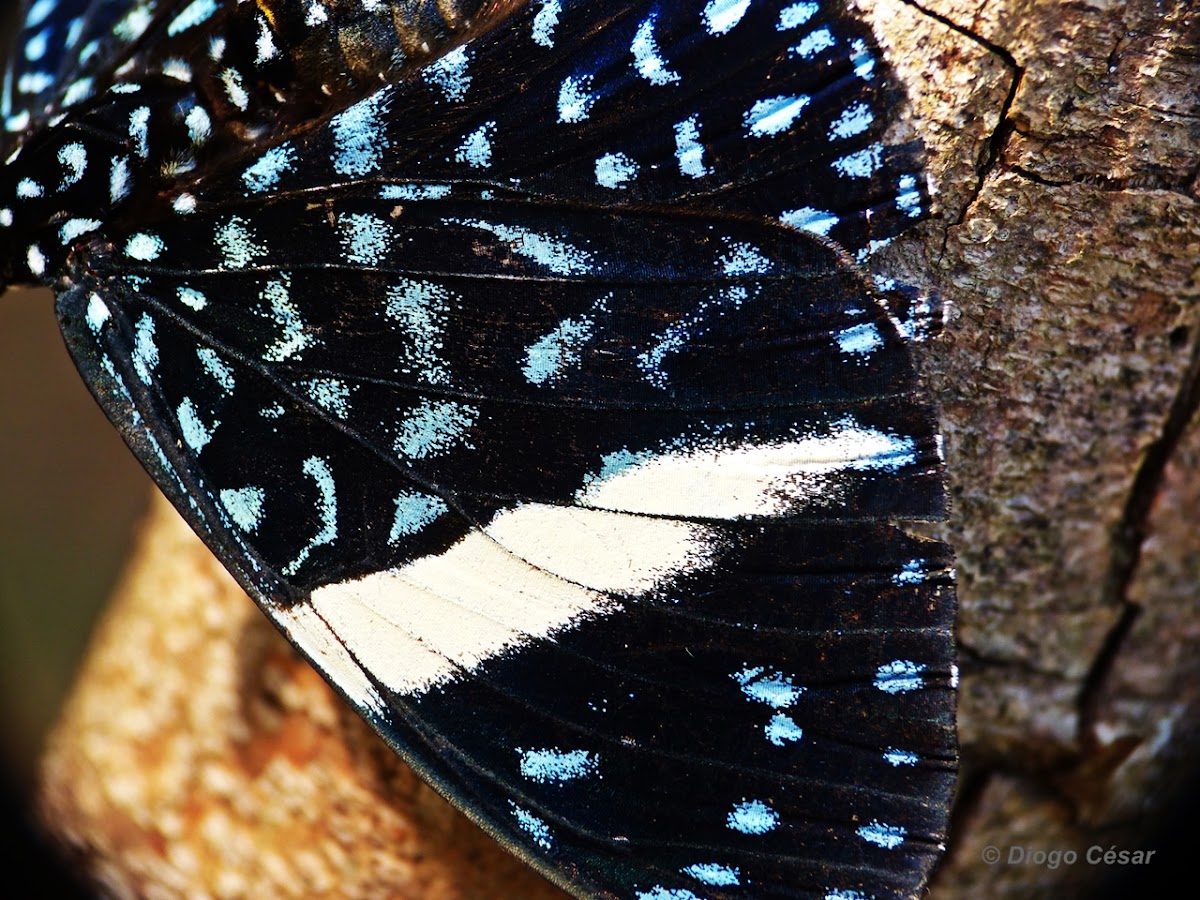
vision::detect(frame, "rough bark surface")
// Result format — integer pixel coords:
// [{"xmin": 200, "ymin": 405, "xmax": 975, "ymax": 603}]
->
[
  {"xmin": 867, "ymin": 0, "xmax": 1200, "ymax": 896},
  {"xmin": 37, "ymin": 1, "xmax": 1200, "ymax": 898}
]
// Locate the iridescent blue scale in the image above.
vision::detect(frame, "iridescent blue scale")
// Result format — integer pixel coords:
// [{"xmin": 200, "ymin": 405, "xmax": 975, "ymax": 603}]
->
[{"xmin": 1, "ymin": 2, "xmax": 957, "ymax": 898}]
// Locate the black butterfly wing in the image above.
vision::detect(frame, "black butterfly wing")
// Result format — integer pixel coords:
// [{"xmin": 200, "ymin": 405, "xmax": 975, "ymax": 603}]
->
[
  {"xmin": 2, "ymin": 0, "xmax": 181, "ymax": 140},
  {"xmin": 12, "ymin": 2, "xmax": 956, "ymax": 898}
]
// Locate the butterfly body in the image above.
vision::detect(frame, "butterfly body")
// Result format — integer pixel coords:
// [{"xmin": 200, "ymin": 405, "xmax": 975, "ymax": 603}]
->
[{"xmin": 3, "ymin": 2, "xmax": 957, "ymax": 898}]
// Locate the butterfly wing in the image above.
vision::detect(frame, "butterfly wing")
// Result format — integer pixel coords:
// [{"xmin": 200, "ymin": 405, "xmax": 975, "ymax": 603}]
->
[{"xmin": 9, "ymin": 2, "xmax": 956, "ymax": 898}]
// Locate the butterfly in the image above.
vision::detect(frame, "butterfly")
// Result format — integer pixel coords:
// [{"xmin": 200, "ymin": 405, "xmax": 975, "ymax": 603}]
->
[{"xmin": 1, "ymin": 1, "xmax": 957, "ymax": 898}]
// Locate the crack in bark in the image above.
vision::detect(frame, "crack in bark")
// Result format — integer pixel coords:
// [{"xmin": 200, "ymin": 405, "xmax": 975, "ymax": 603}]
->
[
  {"xmin": 1009, "ymin": 163, "xmax": 1198, "ymax": 195},
  {"xmin": 1075, "ymin": 332, "xmax": 1200, "ymax": 751},
  {"xmin": 898, "ymin": 0, "xmax": 1023, "ymax": 236}
]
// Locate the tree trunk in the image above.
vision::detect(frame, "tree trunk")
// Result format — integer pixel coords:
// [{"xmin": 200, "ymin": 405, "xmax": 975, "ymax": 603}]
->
[{"xmin": 37, "ymin": 1, "xmax": 1200, "ymax": 898}]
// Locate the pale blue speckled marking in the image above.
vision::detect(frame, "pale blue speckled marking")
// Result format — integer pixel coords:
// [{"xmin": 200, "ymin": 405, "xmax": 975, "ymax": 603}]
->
[
  {"xmin": 5, "ymin": 111, "xmax": 31, "ymax": 133},
  {"xmin": 58, "ymin": 142, "xmax": 87, "ymax": 187},
  {"xmin": 185, "ymin": 106, "xmax": 212, "ymax": 145},
  {"xmin": 791, "ymin": 26, "xmax": 835, "ymax": 58},
  {"xmin": 744, "ymin": 96, "xmax": 811, "ymax": 138},
  {"xmin": 518, "ymin": 748, "xmax": 599, "ymax": 783},
  {"xmin": 453, "ymin": 219, "xmax": 593, "ymax": 275},
  {"xmin": 379, "ymin": 183, "xmax": 451, "ymax": 200},
  {"xmin": 222, "ymin": 68, "xmax": 249, "ymax": 110},
  {"xmin": 129, "ymin": 106, "xmax": 150, "ymax": 157},
  {"xmin": 638, "ymin": 285, "xmax": 746, "ymax": 387},
  {"xmin": 388, "ymin": 490, "xmax": 448, "ymax": 543},
  {"xmin": 99, "ymin": 355, "xmax": 132, "ymax": 404},
  {"xmin": 557, "ymin": 74, "xmax": 595, "ymax": 123},
  {"xmin": 454, "ymin": 120, "xmax": 495, "ymax": 168},
  {"xmin": 425, "ymin": 46, "xmax": 471, "ymax": 101},
  {"xmin": 243, "ymin": 144, "xmax": 295, "ymax": 192},
  {"xmin": 727, "ymin": 799, "xmax": 779, "ymax": 835},
  {"xmin": 169, "ymin": 0, "xmax": 219, "ymax": 36},
  {"xmin": 631, "ymin": 17, "xmax": 680, "ymax": 86},
  {"xmin": 260, "ymin": 277, "xmax": 314, "ymax": 362},
  {"xmin": 62, "ymin": 76, "xmax": 95, "ymax": 107},
  {"xmin": 333, "ymin": 89, "xmax": 392, "ymax": 175},
  {"xmin": 393, "ymin": 399, "xmax": 479, "ymax": 459},
  {"xmin": 16, "ymin": 178, "xmax": 43, "ymax": 198},
  {"xmin": 261, "ymin": 402, "xmax": 286, "ymax": 419},
  {"xmin": 215, "ymin": 215, "xmax": 263, "ymax": 268},
  {"xmin": 178, "ymin": 286, "xmax": 207, "ymax": 311},
  {"xmin": 849, "ymin": 38, "xmax": 876, "ymax": 79},
  {"xmin": 681, "ymin": 862, "xmax": 740, "ymax": 886},
  {"xmin": 855, "ymin": 236, "xmax": 893, "ymax": 263},
  {"xmin": 883, "ymin": 747, "xmax": 919, "ymax": 767},
  {"xmin": 115, "ymin": 4, "xmax": 153, "ymax": 41},
  {"xmin": 285, "ymin": 457, "xmax": 338, "ymax": 576},
  {"xmin": 875, "ymin": 659, "xmax": 926, "ymax": 694},
  {"xmin": 197, "ymin": 348, "xmax": 235, "ymax": 394},
  {"xmin": 673, "ymin": 115, "xmax": 710, "ymax": 178},
  {"xmin": 337, "ymin": 213, "xmax": 390, "ymax": 265},
  {"xmin": 126, "ymin": 232, "xmax": 164, "ymax": 261},
  {"xmin": 60, "ymin": 218, "xmax": 100, "ymax": 243},
  {"xmin": 25, "ymin": 26, "xmax": 49, "ymax": 61},
  {"xmin": 220, "ymin": 486, "xmax": 265, "ymax": 532},
  {"xmin": 780, "ymin": 206, "xmax": 839, "ymax": 235},
  {"xmin": 836, "ymin": 322, "xmax": 882, "ymax": 357},
  {"xmin": 162, "ymin": 58, "xmax": 193, "ymax": 82},
  {"xmin": 26, "ymin": 245, "xmax": 45, "ymax": 277},
  {"xmin": 635, "ymin": 889, "xmax": 703, "ymax": 900},
  {"xmin": 86, "ymin": 294, "xmax": 110, "ymax": 333},
  {"xmin": 825, "ymin": 890, "xmax": 870, "ymax": 900},
  {"xmin": 765, "ymin": 712, "xmax": 804, "ymax": 746},
  {"xmin": 305, "ymin": 377, "xmax": 354, "ymax": 419},
  {"xmin": 893, "ymin": 558, "xmax": 926, "ymax": 585},
  {"xmin": 173, "ymin": 193, "xmax": 197, "ymax": 214},
  {"xmin": 531, "ymin": 0, "xmax": 561, "ymax": 47},
  {"xmin": 304, "ymin": 1, "xmax": 328, "ymax": 25},
  {"xmin": 18, "ymin": 71, "xmax": 54, "ymax": 94},
  {"xmin": 0, "ymin": 209, "xmax": 12, "ymax": 227},
  {"xmin": 510, "ymin": 803, "xmax": 553, "ymax": 850},
  {"xmin": 833, "ymin": 143, "xmax": 884, "ymax": 179},
  {"xmin": 897, "ymin": 173, "xmax": 922, "ymax": 217},
  {"xmin": 65, "ymin": 17, "xmax": 84, "ymax": 48},
  {"xmin": 385, "ymin": 278, "xmax": 450, "ymax": 385},
  {"xmin": 779, "ymin": 1, "xmax": 819, "ymax": 30},
  {"xmin": 177, "ymin": 397, "xmax": 217, "ymax": 452},
  {"xmin": 703, "ymin": 0, "xmax": 750, "ymax": 35},
  {"xmin": 132, "ymin": 313, "xmax": 159, "ymax": 384},
  {"xmin": 719, "ymin": 239, "xmax": 773, "ymax": 276},
  {"xmin": 255, "ymin": 15, "xmax": 279, "ymax": 63},
  {"xmin": 858, "ymin": 820, "xmax": 906, "ymax": 850},
  {"xmin": 829, "ymin": 101, "xmax": 874, "ymax": 140},
  {"xmin": 734, "ymin": 666, "xmax": 805, "ymax": 708},
  {"xmin": 24, "ymin": 0, "xmax": 56, "ymax": 30},
  {"xmin": 110, "ymin": 83, "xmax": 142, "ymax": 94},
  {"xmin": 110, "ymin": 156, "xmax": 131, "ymax": 203},
  {"xmin": 594, "ymin": 151, "xmax": 638, "ymax": 188},
  {"xmin": 523, "ymin": 315, "xmax": 593, "ymax": 385},
  {"xmin": 79, "ymin": 38, "xmax": 100, "ymax": 65}
]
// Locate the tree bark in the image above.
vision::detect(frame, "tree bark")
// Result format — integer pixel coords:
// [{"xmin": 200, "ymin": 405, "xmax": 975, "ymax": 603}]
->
[
  {"xmin": 37, "ymin": 1, "xmax": 1200, "ymax": 898},
  {"xmin": 867, "ymin": 0, "xmax": 1200, "ymax": 896}
]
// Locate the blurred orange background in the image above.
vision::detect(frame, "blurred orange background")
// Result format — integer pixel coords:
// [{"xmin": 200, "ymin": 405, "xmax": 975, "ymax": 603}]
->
[{"xmin": 0, "ymin": 285, "xmax": 148, "ymax": 894}]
